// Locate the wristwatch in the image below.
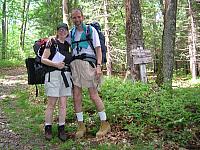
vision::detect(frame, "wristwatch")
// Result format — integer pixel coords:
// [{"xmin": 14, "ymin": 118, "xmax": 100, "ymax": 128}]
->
[{"xmin": 97, "ymin": 63, "xmax": 102, "ymax": 67}]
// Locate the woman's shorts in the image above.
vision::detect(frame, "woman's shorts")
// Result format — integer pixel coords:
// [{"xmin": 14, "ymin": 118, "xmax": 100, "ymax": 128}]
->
[{"xmin": 44, "ymin": 70, "xmax": 72, "ymax": 97}]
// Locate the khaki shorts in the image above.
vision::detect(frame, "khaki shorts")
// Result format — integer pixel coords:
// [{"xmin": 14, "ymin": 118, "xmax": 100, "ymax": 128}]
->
[
  {"xmin": 44, "ymin": 70, "xmax": 72, "ymax": 97},
  {"xmin": 70, "ymin": 59, "xmax": 100, "ymax": 88}
]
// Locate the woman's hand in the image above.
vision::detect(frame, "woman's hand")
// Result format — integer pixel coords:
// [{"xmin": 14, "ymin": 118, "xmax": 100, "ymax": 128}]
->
[{"xmin": 55, "ymin": 62, "xmax": 65, "ymax": 69}]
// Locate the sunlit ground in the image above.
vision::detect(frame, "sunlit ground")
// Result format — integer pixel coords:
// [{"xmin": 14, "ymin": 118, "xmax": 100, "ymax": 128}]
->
[
  {"xmin": 0, "ymin": 74, "xmax": 27, "ymax": 100},
  {"xmin": 172, "ymin": 78, "xmax": 200, "ymax": 88}
]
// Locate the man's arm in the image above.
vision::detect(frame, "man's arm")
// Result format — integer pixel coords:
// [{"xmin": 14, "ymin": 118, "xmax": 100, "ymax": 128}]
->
[
  {"xmin": 95, "ymin": 46, "xmax": 102, "ymax": 66},
  {"xmin": 95, "ymin": 46, "xmax": 102, "ymax": 79}
]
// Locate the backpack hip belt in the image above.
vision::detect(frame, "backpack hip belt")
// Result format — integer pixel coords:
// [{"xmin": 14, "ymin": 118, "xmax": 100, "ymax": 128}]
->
[
  {"xmin": 47, "ymin": 67, "xmax": 71, "ymax": 88},
  {"xmin": 72, "ymin": 53, "xmax": 96, "ymax": 68},
  {"xmin": 62, "ymin": 65, "xmax": 71, "ymax": 72}
]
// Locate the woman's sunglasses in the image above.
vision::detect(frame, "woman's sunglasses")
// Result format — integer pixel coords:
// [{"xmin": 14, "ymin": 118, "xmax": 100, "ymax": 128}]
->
[{"xmin": 58, "ymin": 28, "xmax": 67, "ymax": 32}]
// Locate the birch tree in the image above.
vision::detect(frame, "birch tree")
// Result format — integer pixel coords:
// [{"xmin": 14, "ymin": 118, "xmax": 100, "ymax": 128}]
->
[
  {"xmin": 62, "ymin": 0, "xmax": 68, "ymax": 24},
  {"xmin": 188, "ymin": 0, "xmax": 197, "ymax": 80},
  {"xmin": 19, "ymin": 0, "xmax": 31, "ymax": 52},
  {"xmin": 103, "ymin": 0, "xmax": 112, "ymax": 75}
]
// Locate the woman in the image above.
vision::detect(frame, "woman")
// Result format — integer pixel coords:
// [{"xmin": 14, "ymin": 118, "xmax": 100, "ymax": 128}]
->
[{"xmin": 41, "ymin": 23, "xmax": 72, "ymax": 141}]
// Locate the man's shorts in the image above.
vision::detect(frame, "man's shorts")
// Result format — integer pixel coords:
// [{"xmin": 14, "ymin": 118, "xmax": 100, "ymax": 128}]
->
[
  {"xmin": 44, "ymin": 70, "xmax": 72, "ymax": 97},
  {"xmin": 70, "ymin": 59, "xmax": 99, "ymax": 88}
]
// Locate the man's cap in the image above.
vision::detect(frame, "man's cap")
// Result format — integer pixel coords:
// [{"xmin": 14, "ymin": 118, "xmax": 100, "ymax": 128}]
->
[{"xmin": 57, "ymin": 23, "xmax": 68, "ymax": 30}]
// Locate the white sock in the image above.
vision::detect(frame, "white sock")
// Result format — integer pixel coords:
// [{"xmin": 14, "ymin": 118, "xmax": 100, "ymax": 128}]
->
[
  {"xmin": 58, "ymin": 122, "xmax": 65, "ymax": 126},
  {"xmin": 98, "ymin": 111, "xmax": 107, "ymax": 121},
  {"xmin": 45, "ymin": 123, "xmax": 52, "ymax": 126},
  {"xmin": 76, "ymin": 112, "xmax": 83, "ymax": 122}
]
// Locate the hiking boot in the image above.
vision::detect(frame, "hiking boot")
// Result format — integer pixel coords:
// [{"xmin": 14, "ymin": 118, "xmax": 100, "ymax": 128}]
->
[
  {"xmin": 75, "ymin": 122, "xmax": 86, "ymax": 138},
  {"xmin": 45, "ymin": 125, "xmax": 52, "ymax": 140},
  {"xmin": 58, "ymin": 125, "xmax": 67, "ymax": 141},
  {"xmin": 96, "ymin": 121, "xmax": 111, "ymax": 138}
]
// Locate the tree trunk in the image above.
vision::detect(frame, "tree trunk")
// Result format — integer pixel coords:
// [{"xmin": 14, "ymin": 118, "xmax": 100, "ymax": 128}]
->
[
  {"xmin": 19, "ymin": 0, "xmax": 26, "ymax": 51},
  {"xmin": 22, "ymin": 0, "xmax": 31, "ymax": 51},
  {"xmin": 188, "ymin": 0, "xmax": 197, "ymax": 80},
  {"xmin": 157, "ymin": 0, "xmax": 177, "ymax": 87},
  {"xmin": 103, "ymin": 0, "xmax": 112, "ymax": 76},
  {"xmin": 2, "ymin": 0, "xmax": 7, "ymax": 59},
  {"xmin": 125, "ymin": 0, "xmax": 144, "ymax": 81},
  {"xmin": 62, "ymin": 0, "xmax": 68, "ymax": 24},
  {"xmin": 156, "ymin": 0, "xmax": 164, "ymax": 85},
  {"xmin": 19, "ymin": 0, "xmax": 30, "ymax": 58}
]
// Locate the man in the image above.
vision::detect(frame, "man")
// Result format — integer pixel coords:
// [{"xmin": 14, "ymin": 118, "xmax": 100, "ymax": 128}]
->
[{"xmin": 69, "ymin": 8, "xmax": 111, "ymax": 138}]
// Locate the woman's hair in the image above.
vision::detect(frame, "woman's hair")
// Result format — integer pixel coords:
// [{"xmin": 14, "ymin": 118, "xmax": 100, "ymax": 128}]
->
[{"xmin": 56, "ymin": 23, "xmax": 68, "ymax": 39}]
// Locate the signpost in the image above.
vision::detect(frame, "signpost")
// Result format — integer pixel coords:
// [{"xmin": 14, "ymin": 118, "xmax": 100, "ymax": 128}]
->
[{"xmin": 131, "ymin": 47, "xmax": 152, "ymax": 83}]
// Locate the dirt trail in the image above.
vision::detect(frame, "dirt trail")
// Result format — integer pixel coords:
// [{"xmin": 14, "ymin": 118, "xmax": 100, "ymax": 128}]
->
[{"xmin": 0, "ymin": 67, "xmax": 29, "ymax": 149}]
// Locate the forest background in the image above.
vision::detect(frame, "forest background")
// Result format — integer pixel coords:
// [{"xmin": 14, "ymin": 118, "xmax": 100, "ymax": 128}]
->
[{"xmin": 0, "ymin": 0, "xmax": 200, "ymax": 149}]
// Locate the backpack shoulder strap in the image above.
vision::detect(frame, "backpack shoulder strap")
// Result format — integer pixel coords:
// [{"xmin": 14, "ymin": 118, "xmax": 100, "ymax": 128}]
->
[
  {"xmin": 86, "ymin": 25, "xmax": 95, "ymax": 52},
  {"xmin": 71, "ymin": 27, "xmax": 76, "ymax": 42},
  {"xmin": 47, "ymin": 38, "xmax": 59, "ymax": 60},
  {"xmin": 86, "ymin": 25, "xmax": 93, "ymax": 39},
  {"xmin": 86, "ymin": 25, "xmax": 91, "ymax": 38}
]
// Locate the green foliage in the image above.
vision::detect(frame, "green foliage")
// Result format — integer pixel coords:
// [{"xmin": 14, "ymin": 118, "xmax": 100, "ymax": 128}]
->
[
  {"xmin": 107, "ymin": 0, "xmax": 126, "ymax": 66},
  {"xmin": 141, "ymin": 0, "xmax": 163, "ymax": 51},
  {"xmin": 31, "ymin": 1, "xmax": 62, "ymax": 37},
  {"xmin": 100, "ymin": 77, "xmax": 199, "ymax": 147},
  {"xmin": 100, "ymin": 77, "xmax": 150, "ymax": 125}
]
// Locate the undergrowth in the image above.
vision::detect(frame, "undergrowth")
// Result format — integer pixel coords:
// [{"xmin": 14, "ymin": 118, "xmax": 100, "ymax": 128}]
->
[{"xmin": 1, "ymin": 76, "xmax": 200, "ymax": 149}]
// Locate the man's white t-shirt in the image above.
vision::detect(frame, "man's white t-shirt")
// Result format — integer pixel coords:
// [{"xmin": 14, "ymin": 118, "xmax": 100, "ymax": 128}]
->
[{"xmin": 67, "ymin": 26, "xmax": 100, "ymax": 56}]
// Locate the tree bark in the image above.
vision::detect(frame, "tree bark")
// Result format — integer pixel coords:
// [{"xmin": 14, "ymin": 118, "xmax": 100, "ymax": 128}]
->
[
  {"xmin": 2, "ymin": 0, "xmax": 7, "ymax": 59},
  {"xmin": 103, "ymin": 0, "xmax": 112, "ymax": 76},
  {"xmin": 125, "ymin": 0, "xmax": 144, "ymax": 81},
  {"xmin": 188, "ymin": 0, "xmax": 197, "ymax": 80},
  {"xmin": 157, "ymin": 0, "xmax": 177, "ymax": 87},
  {"xmin": 19, "ymin": 0, "xmax": 26, "ymax": 51}
]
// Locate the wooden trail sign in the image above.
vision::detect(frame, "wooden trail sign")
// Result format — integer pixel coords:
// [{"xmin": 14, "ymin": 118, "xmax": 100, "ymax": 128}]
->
[
  {"xmin": 131, "ymin": 47, "xmax": 152, "ymax": 65},
  {"xmin": 131, "ymin": 47, "xmax": 152, "ymax": 83}
]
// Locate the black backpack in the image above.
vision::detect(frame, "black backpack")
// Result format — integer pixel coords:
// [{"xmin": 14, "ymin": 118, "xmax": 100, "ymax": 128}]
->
[
  {"xmin": 33, "ymin": 38, "xmax": 49, "ymax": 63},
  {"xmin": 25, "ymin": 38, "xmax": 57, "ymax": 96},
  {"xmin": 88, "ymin": 22, "xmax": 107, "ymax": 64},
  {"xmin": 25, "ymin": 38, "xmax": 49, "ymax": 85},
  {"xmin": 71, "ymin": 22, "xmax": 107, "ymax": 64}
]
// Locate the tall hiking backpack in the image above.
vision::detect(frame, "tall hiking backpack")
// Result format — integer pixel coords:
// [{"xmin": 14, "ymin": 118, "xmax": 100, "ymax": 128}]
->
[{"xmin": 88, "ymin": 22, "xmax": 107, "ymax": 64}]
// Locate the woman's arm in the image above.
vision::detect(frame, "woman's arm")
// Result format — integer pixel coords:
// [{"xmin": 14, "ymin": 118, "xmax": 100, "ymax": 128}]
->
[{"xmin": 41, "ymin": 48, "xmax": 65, "ymax": 69}]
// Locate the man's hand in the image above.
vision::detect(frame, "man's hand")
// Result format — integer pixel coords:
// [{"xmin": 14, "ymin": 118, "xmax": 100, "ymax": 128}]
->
[{"xmin": 96, "ymin": 65, "xmax": 102, "ymax": 80}]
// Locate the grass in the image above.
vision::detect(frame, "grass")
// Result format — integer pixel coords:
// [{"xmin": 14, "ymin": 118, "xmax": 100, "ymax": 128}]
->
[
  {"xmin": 0, "ymin": 59, "xmax": 24, "ymax": 68},
  {"xmin": 0, "ymin": 75, "xmax": 200, "ymax": 149}
]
